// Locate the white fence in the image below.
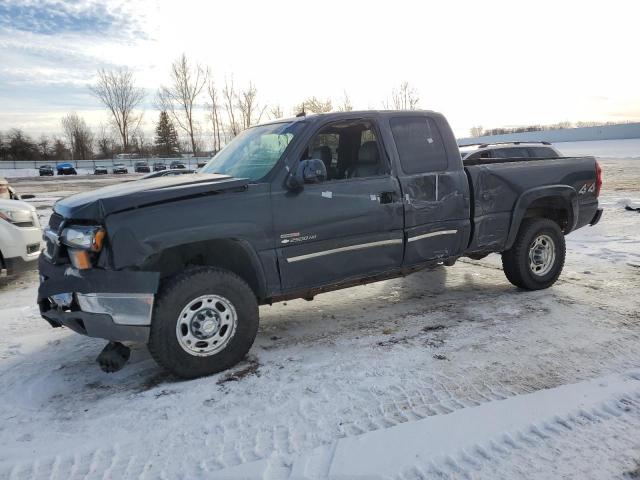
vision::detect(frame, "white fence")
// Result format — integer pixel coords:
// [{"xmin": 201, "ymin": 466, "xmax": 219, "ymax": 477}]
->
[
  {"xmin": 458, "ymin": 122, "xmax": 640, "ymax": 145},
  {"xmin": 0, "ymin": 157, "xmax": 211, "ymax": 170}
]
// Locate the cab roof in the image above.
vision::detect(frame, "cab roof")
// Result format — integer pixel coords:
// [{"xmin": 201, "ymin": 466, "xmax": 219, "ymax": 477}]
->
[{"xmin": 260, "ymin": 109, "xmax": 441, "ymax": 126}]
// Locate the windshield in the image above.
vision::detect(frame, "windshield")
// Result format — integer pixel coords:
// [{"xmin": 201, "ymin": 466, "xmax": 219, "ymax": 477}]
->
[{"xmin": 200, "ymin": 121, "xmax": 303, "ymax": 180}]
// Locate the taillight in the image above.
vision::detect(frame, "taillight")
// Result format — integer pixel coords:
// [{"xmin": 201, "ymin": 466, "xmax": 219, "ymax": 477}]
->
[{"xmin": 595, "ymin": 161, "xmax": 603, "ymax": 197}]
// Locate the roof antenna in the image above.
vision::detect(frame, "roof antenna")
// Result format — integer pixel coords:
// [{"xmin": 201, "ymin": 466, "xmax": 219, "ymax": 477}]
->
[{"xmin": 296, "ymin": 105, "xmax": 306, "ymax": 117}]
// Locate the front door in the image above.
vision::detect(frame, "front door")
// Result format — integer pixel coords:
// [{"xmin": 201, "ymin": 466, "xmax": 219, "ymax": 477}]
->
[{"xmin": 272, "ymin": 118, "xmax": 404, "ymax": 292}]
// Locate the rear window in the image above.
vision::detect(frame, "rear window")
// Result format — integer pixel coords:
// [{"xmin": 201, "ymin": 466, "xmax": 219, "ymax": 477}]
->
[
  {"xmin": 390, "ymin": 117, "xmax": 448, "ymax": 173},
  {"xmin": 528, "ymin": 147, "xmax": 559, "ymax": 158}
]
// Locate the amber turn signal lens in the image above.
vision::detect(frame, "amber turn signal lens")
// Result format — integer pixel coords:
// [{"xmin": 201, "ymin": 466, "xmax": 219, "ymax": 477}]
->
[
  {"xmin": 92, "ymin": 228, "xmax": 106, "ymax": 252},
  {"xmin": 69, "ymin": 249, "xmax": 92, "ymax": 270}
]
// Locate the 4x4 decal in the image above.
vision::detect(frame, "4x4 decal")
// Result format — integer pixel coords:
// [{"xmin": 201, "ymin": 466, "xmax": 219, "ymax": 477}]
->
[{"xmin": 578, "ymin": 183, "xmax": 596, "ymax": 195}]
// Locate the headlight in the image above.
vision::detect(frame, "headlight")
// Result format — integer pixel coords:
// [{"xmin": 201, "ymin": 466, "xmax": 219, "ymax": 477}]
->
[
  {"xmin": 0, "ymin": 207, "xmax": 34, "ymax": 227},
  {"xmin": 61, "ymin": 225, "xmax": 106, "ymax": 252}
]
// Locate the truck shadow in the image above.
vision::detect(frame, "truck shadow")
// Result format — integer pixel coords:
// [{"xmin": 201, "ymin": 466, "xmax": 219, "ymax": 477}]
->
[
  {"xmin": 0, "ymin": 269, "xmax": 38, "ymax": 290},
  {"xmin": 258, "ymin": 263, "xmax": 512, "ymax": 331}
]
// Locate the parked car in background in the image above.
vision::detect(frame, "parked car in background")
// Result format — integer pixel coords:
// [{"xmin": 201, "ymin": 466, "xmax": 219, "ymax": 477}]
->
[
  {"xmin": 138, "ymin": 169, "xmax": 196, "ymax": 180},
  {"xmin": 458, "ymin": 141, "xmax": 562, "ymax": 163},
  {"xmin": 94, "ymin": 166, "xmax": 108, "ymax": 175},
  {"xmin": 56, "ymin": 163, "xmax": 77, "ymax": 175},
  {"xmin": 153, "ymin": 162, "xmax": 167, "ymax": 172},
  {"xmin": 39, "ymin": 165, "xmax": 54, "ymax": 176},
  {"xmin": 134, "ymin": 161, "xmax": 151, "ymax": 173},
  {"xmin": 169, "ymin": 161, "xmax": 186, "ymax": 169},
  {"xmin": 112, "ymin": 163, "xmax": 128, "ymax": 174},
  {"xmin": 0, "ymin": 198, "xmax": 42, "ymax": 278}
]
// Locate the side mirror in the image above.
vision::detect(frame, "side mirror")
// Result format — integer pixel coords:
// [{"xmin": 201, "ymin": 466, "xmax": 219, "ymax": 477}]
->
[{"xmin": 286, "ymin": 159, "xmax": 327, "ymax": 191}]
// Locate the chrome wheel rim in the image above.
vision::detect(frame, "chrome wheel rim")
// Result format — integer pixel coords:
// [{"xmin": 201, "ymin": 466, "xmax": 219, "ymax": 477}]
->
[
  {"xmin": 176, "ymin": 295, "xmax": 237, "ymax": 357},
  {"xmin": 528, "ymin": 234, "xmax": 556, "ymax": 276}
]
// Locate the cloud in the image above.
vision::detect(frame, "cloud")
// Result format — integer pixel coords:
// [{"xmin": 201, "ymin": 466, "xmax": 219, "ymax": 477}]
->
[
  {"xmin": 0, "ymin": 0, "xmax": 160, "ymax": 133},
  {"xmin": 0, "ymin": 0, "xmax": 145, "ymax": 39}
]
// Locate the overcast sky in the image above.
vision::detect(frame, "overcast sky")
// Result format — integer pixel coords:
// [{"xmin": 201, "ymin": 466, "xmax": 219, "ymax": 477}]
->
[{"xmin": 1, "ymin": 0, "xmax": 639, "ymax": 139}]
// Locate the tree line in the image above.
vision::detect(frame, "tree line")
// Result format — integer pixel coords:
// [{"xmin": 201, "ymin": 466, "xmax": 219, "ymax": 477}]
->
[
  {"xmin": 1, "ymin": 54, "xmax": 422, "ymax": 162},
  {"xmin": 469, "ymin": 119, "xmax": 638, "ymax": 138}
]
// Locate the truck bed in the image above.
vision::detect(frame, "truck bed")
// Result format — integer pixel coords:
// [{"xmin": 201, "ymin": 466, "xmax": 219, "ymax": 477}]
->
[{"xmin": 464, "ymin": 156, "xmax": 599, "ymax": 254}]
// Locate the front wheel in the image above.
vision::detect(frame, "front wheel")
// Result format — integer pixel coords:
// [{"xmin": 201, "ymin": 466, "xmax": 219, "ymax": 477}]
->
[
  {"xmin": 502, "ymin": 218, "xmax": 566, "ymax": 290},
  {"xmin": 148, "ymin": 267, "xmax": 259, "ymax": 379}
]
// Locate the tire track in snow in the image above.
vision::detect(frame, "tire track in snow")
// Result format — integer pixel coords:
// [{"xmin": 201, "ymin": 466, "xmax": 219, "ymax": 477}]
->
[
  {"xmin": 5, "ymin": 368, "xmax": 640, "ymax": 479},
  {"xmin": 396, "ymin": 392, "xmax": 640, "ymax": 480}
]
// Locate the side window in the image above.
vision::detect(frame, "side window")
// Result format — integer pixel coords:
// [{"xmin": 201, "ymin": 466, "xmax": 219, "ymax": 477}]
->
[
  {"xmin": 390, "ymin": 117, "xmax": 448, "ymax": 174},
  {"xmin": 308, "ymin": 132, "xmax": 339, "ymax": 178},
  {"xmin": 493, "ymin": 147, "xmax": 530, "ymax": 158},
  {"xmin": 528, "ymin": 147, "xmax": 559, "ymax": 158},
  {"xmin": 465, "ymin": 150, "xmax": 492, "ymax": 162},
  {"xmin": 302, "ymin": 121, "xmax": 386, "ymax": 181}
]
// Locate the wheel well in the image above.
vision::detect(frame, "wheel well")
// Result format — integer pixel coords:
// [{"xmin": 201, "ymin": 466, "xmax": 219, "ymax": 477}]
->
[
  {"xmin": 523, "ymin": 196, "xmax": 571, "ymax": 232},
  {"xmin": 143, "ymin": 239, "xmax": 264, "ymax": 299}
]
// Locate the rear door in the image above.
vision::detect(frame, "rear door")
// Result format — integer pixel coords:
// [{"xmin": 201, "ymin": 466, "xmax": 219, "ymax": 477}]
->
[{"xmin": 387, "ymin": 115, "xmax": 470, "ymax": 265}]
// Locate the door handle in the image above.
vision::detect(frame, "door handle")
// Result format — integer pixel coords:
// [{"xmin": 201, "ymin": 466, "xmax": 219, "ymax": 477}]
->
[{"xmin": 379, "ymin": 191, "xmax": 396, "ymax": 204}]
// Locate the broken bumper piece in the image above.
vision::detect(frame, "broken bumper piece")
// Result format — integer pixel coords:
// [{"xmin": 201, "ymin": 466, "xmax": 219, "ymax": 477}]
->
[{"xmin": 38, "ymin": 257, "xmax": 160, "ymax": 343}]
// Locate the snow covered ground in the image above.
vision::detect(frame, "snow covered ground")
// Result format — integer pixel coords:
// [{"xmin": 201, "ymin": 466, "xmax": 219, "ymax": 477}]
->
[{"xmin": 0, "ymin": 145, "xmax": 639, "ymax": 479}]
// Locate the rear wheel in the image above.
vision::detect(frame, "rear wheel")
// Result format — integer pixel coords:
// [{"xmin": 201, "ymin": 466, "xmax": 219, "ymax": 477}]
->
[
  {"xmin": 148, "ymin": 267, "xmax": 259, "ymax": 379},
  {"xmin": 502, "ymin": 218, "xmax": 566, "ymax": 290}
]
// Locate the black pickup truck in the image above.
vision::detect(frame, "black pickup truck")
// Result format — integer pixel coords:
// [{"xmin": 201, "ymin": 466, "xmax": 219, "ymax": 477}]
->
[{"xmin": 38, "ymin": 110, "xmax": 602, "ymax": 378}]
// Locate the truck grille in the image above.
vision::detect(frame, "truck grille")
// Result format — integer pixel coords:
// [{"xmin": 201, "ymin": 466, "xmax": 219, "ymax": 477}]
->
[{"xmin": 49, "ymin": 213, "xmax": 64, "ymax": 231}]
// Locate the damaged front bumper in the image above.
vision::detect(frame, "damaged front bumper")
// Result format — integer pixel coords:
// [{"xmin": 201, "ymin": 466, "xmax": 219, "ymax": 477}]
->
[{"xmin": 38, "ymin": 257, "xmax": 160, "ymax": 343}]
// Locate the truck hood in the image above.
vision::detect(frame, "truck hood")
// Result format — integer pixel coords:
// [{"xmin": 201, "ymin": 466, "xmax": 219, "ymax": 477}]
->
[{"xmin": 53, "ymin": 173, "xmax": 249, "ymax": 221}]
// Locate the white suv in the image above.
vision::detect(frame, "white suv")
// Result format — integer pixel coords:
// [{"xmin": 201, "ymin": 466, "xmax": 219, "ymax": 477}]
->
[{"xmin": 0, "ymin": 198, "xmax": 43, "ymax": 277}]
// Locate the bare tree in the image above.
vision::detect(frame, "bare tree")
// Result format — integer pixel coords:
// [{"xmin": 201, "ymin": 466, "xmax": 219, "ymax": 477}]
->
[
  {"xmin": 206, "ymin": 79, "xmax": 223, "ymax": 152},
  {"xmin": 61, "ymin": 112, "xmax": 94, "ymax": 160},
  {"xmin": 236, "ymin": 82, "xmax": 267, "ymax": 130},
  {"xmin": 269, "ymin": 105, "xmax": 283, "ymax": 120},
  {"xmin": 337, "ymin": 91, "xmax": 353, "ymax": 112},
  {"xmin": 158, "ymin": 54, "xmax": 209, "ymax": 155},
  {"xmin": 95, "ymin": 124, "xmax": 117, "ymax": 158},
  {"xmin": 90, "ymin": 68, "xmax": 144, "ymax": 152},
  {"xmin": 384, "ymin": 81, "xmax": 420, "ymax": 110},
  {"xmin": 293, "ymin": 96, "xmax": 332, "ymax": 114},
  {"xmin": 37, "ymin": 135, "xmax": 51, "ymax": 160},
  {"xmin": 470, "ymin": 126, "xmax": 484, "ymax": 137},
  {"xmin": 222, "ymin": 77, "xmax": 241, "ymax": 139}
]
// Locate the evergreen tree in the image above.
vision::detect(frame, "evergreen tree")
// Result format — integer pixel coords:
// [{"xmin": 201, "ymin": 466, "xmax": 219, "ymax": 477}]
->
[{"xmin": 154, "ymin": 111, "xmax": 179, "ymax": 157}]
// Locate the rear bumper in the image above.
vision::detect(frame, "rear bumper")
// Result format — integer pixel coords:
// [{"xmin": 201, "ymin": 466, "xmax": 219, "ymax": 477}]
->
[
  {"xmin": 38, "ymin": 257, "xmax": 160, "ymax": 342},
  {"xmin": 590, "ymin": 208, "xmax": 603, "ymax": 226}
]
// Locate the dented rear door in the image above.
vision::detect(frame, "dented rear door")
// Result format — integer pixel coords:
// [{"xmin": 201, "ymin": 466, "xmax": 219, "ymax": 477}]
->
[{"xmin": 387, "ymin": 114, "xmax": 471, "ymax": 265}]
